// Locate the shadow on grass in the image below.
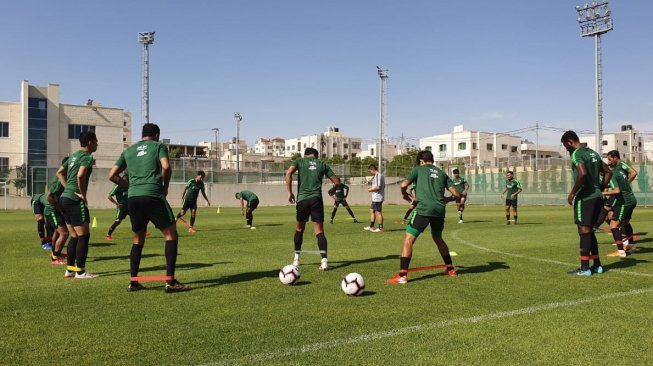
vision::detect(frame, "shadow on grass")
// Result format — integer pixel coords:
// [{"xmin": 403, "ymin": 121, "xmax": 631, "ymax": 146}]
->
[
  {"xmin": 457, "ymin": 220, "xmax": 491, "ymax": 223},
  {"xmin": 89, "ymin": 242, "xmax": 116, "ymax": 247},
  {"xmin": 187, "ymin": 269, "xmax": 279, "ymax": 289},
  {"xmin": 91, "ymin": 253, "xmax": 162, "ymax": 262},
  {"xmin": 95, "ymin": 261, "xmax": 229, "ymax": 278},
  {"xmin": 510, "ymin": 222, "xmax": 543, "ymax": 226},
  {"xmin": 632, "ymin": 238, "xmax": 653, "ymax": 244},
  {"xmin": 408, "ymin": 261, "xmax": 510, "ymax": 283},
  {"xmin": 603, "ymin": 257, "xmax": 651, "ymax": 271},
  {"xmin": 328, "ymin": 254, "xmax": 400, "ymax": 270}
]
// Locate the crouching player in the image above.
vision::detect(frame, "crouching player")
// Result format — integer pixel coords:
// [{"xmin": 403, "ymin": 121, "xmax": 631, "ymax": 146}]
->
[{"xmin": 389, "ymin": 150, "xmax": 460, "ymax": 284}]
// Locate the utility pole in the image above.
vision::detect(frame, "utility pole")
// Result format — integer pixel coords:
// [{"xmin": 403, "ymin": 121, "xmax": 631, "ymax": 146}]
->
[
  {"xmin": 138, "ymin": 32, "xmax": 155, "ymax": 127},
  {"xmin": 376, "ymin": 66, "xmax": 389, "ymax": 174}
]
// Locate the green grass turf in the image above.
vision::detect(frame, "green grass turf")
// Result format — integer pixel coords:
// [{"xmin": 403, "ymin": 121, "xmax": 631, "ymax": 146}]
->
[{"xmin": 1, "ymin": 204, "xmax": 652, "ymax": 365}]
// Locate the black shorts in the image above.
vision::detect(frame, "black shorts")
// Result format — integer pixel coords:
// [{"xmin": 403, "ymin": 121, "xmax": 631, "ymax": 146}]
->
[
  {"xmin": 573, "ymin": 196, "xmax": 602, "ymax": 226},
  {"xmin": 296, "ymin": 196, "xmax": 324, "ymax": 223},
  {"xmin": 59, "ymin": 197, "xmax": 90, "ymax": 226},
  {"xmin": 32, "ymin": 199, "xmax": 44, "ymax": 215},
  {"xmin": 128, "ymin": 196, "xmax": 175, "ymax": 232},
  {"xmin": 505, "ymin": 199, "xmax": 518, "ymax": 208},
  {"xmin": 455, "ymin": 194, "xmax": 467, "ymax": 204},
  {"xmin": 247, "ymin": 199, "xmax": 259, "ymax": 210},
  {"xmin": 182, "ymin": 200, "xmax": 198, "ymax": 211},
  {"xmin": 334, "ymin": 199, "xmax": 349, "ymax": 207},
  {"xmin": 612, "ymin": 203, "xmax": 636, "ymax": 222},
  {"xmin": 114, "ymin": 206, "xmax": 129, "ymax": 221},
  {"xmin": 603, "ymin": 196, "xmax": 616, "ymax": 209},
  {"xmin": 370, "ymin": 201, "xmax": 383, "ymax": 212},
  {"xmin": 406, "ymin": 214, "xmax": 444, "ymax": 238},
  {"xmin": 46, "ymin": 210, "xmax": 66, "ymax": 228}
]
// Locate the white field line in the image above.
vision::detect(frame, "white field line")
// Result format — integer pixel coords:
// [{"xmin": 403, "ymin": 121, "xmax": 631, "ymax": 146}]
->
[
  {"xmin": 451, "ymin": 230, "xmax": 653, "ymax": 279},
  {"xmin": 201, "ymin": 287, "xmax": 653, "ymax": 366}
]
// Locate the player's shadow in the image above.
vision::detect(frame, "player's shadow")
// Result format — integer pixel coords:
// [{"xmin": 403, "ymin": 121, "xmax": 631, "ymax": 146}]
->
[
  {"xmin": 602, "ymin": 257, "xmax": 651, "ymax": 271},
  {"xmin": 328, "ymin": 254, "xmax": 399, "ymax": 271},
  {"xmin": 459, "ymin": 220, "xmax": 491, "ymax": 223},
  {"xmin": 509, "ymin": 222, "xmax": 543, "ymax": 226},
  {"xmin": 632, "ymin": 238, "xmax": 653, "ymax": 244},
  {"xmin": 187, "ymin": 269, "xmax": 279, "ymax": 289},
  {"xmin": 90, "ymin": 242, "xmax": 116, "ymax": 247},
  {"xmin": 408, "ymin": 261, "xmax": 510, "ymax": 283},
  {"xmin": 383, "ymin": 228, "xmax": 406, "ymax": 232},
  {"xmin": 95, "ymin": 261, "xmax": 228, "ymax": 277},
  {"xmin": 90, "ymin": 253, "xmax": 162, "ymax": 262}
]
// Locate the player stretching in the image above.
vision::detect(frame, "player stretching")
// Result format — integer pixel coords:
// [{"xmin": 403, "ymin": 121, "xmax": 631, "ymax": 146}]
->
[
  {"xmin": 451, "ymin": 168, "xmax": 469, "ymax": 223},
  {"xmin": 401, "ymin": 183, "xmax": 417, "ymax": 225},
  {"xmin": 285, "ymin": 148, "xmax": 340, "ymax": 270},
  {"xmin": 31, "ymin": 193, "xmax": 53, "ymax": 249},
  {"xmin": 105, "ymin": 174, "xmax": 129, "ymax": 240},
  {"xmin": 604, "ymin": 150, "xmax": 637, "ymax": 257},
  {"xmin": 561, "ymin": 130, "xmax": 611, "ymax": 276},
  {"xmin": 389, "ymin": 150, "xmax": 459, "ymax": 284},
  {"xmin": 501, "ymin": 171, "xmax": 521, "ymax": 225},
  {"xmin": 329, "ymin": 182, "xmax": 359, "ymax": 224},
  {"xmin": 236, "ymin": 190, "xmax": 259, "ymax": 229},
  {"xmin": 176, "ymin": 171, "xmax": 210, "ymax": 233}
]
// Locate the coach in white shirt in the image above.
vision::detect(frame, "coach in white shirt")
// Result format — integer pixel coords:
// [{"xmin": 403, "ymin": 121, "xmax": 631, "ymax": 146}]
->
[{"xmin": 364, "ymin": 164, "xmax": 385, "ymax": 233}]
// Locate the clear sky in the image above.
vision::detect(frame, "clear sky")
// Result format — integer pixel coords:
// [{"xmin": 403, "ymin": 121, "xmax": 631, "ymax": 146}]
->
[{"xmin": 1, "ymin": 0, "xmax": 652, "ymax": 147}]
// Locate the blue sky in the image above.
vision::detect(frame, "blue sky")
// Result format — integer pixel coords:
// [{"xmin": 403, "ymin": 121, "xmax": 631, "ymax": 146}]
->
[{"xmin": 1, "ymin": 0, "xmax": 652, "ymax": 147}]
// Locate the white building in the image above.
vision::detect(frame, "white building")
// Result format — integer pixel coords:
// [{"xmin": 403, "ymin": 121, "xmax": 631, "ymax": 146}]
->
[
  {"xmin": 284, "ymin": 127, "xmax": 362, "ymax": 159},
  {"xmin": 359, "ymin": 141, "xmax": 405, "ymax": 161},
  {"xmin": 419, "ymin": 125, "xmax": 521, "ymax": 167},
  {"xmin": 580, "ymin": 125, "xmax": 644, "ymax": 162},
  {"xmin": 254, "ymin": 137, "xmax": 286, "ymax": 157}
]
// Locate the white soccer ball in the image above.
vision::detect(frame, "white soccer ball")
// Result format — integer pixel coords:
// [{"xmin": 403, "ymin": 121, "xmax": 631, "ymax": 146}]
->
[
  {"xmin": 278, "ymin": 265, "xmax": 300, "ymax": 285},
  {"xmin": 341, "ymin": 272, "xmax": 365, "ymax": 296}
]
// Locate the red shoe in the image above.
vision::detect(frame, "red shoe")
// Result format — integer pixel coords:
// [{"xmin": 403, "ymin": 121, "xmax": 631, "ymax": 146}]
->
[
  {"xmin": 188, "ymin": 227, "xmax": 196, "ymax": 233},
  {"xmin": 444, "ymin": 268, "xmax": 458, "ymax": 277},
  {"xmin": 386, "ymin": 275, "xmax": 408, "ymax": 284},
  {"xmin": 105, "ymin": 235, "xmax": 113, "ymax": 241},
  {"xmin": 50, "ymin": 258, "xmax": 66, "ymax": 265}
]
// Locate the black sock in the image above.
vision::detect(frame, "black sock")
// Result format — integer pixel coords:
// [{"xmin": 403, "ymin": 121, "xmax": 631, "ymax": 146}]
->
[
  {"xmin": 378, "ymin": 224, "xmax": 383, "ymax": 230},
  {"xmin": 611, "ymin": 228, "xmax": 624, "ymax": 251},
  {"xmin": 66, "ymin": 236, "xmax": 78, "ymax": 267},
  {"xmin": 590, "ymin": 233, "xmax": 601, "ymax": 266},
  {"xmin": 190, "ymin": 216, "xmax": 196, "ymax": 227},
  {"xmin": 506, "ymin": 215, "xmax": 510, "ymax": 221},
  {"xmin": 37, "ymin": 219, "xmax": 45, "ymax": 240},
  {"xmin": 513, "ymin": 215, "xmax": 518, "ymax": 223},
  {"xmin": 316, "ymin": 233, "xmax": 327, "ymax": 259},
  {"xmin": 246, "ymin": 211, "xmax": 253, "ymax": 226},
  {"xmin": 579, "ymin": 233, "xmax": 592, "ymax": 270},
  {"xmin": 625, "ymin": 224, "xmax": 634, "ymax": 243},
  {"xmin": 369, "ymin": 221, "xmax": 375, "ymax": 227},
  {"xmin": 76, "ymin": 233, "xmax": 90, "ymax": 272},
  {"xmin": 165, "ymin": 240, "xmax": 178, "ymax": 277},
  {"xmin": 442, "ymin": 254, "xmax": 453, "ymax": 267},
  {"xmin": 294, "ymin": 231, "xmax": 303, "ymax": 252},
  {"xmin": 400, "ymin": 256, "xmax": 411, "ymax": 274},
  {"xmin": 130, "ymin": 244, "xmax": 144, "ymax": 284},
  {"xmin": 404, "ymin": 209, "xmax": 412, "ymax": 220},
  {"xmin": 108, "ymin": 220, "xmax": 121, "ymax": 236},
  {"xmin": 330, "ymin": 208, "xmax": 337, "ymax": 220}
]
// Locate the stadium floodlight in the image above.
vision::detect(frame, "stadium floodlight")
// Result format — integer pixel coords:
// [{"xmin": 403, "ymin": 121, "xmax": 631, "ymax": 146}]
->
[
  {"xmin": 376, "ymin": 66, "xmax": 389, "ymax": 174},
  {"xmin": 575, "ymin": 0, "xmax": 613, "ymax": 155},
  {"xmin": 138, "ymin": 32, "xmax": 155, "ymax": 127},
  {"xmin": 234, "ymin": 113, "xmax": 242, "ymax": 183}
]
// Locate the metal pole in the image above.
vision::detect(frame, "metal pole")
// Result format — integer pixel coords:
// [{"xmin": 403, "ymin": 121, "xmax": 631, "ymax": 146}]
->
[
  {"xmin": 595, "ymin": 34, "xmax": 602, "ymax": 155},
  {"xmin": 376, "ymin": 66, "xmax": 388, "ymax": 175},
  {"xmin": 234, "ymin": 113, "xmax": 242, "ymax": 184},
  {"xmin": 535, "ymin": 122, "xmax": 539, "ymax": 171}
]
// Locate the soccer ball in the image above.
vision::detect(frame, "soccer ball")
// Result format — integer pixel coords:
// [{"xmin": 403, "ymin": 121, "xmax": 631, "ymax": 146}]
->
[
  {"xmin": 341, "ymin": 272, "xmax": 365, "ymax": 296},
  {"xmin": 278, "ymin": 265, "xmax": 300, "ymax": 285}
]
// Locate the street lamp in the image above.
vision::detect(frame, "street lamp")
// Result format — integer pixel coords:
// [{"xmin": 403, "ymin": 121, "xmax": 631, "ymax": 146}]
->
[
  {"xmin": 234, "ymin": 113, "xmax": 242, "ymax": 183},
  {"xmin": 575, "ymin": 1, "xmax": 613, "ymax": 155},
  {"xmin": 211, "ymin": 127, "xmax": 220, "ymax": 166},
  {"xmin": 138, "ymin": 31, "xmax": 155, "ymax": 127},
  {"xmin": 376, "ymin": 66, "xmax": 389, "ymax": 175}
]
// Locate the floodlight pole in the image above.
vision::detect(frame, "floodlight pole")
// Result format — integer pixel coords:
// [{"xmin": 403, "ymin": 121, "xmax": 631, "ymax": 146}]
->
[
  {"xmin": 376, "ymin": 66, "xmax": 389, "ymax": 175},
  {"xmin": 576, "ymin": 1, "xmax": 613, "ymax": 156},
  {"xmin": 234, "ymin": 113, "xmax": 242, "ymax": 183},
  {"xmin": 138, "ymin": 32, "xmax": 155, "ymax": 127},
  {"xmin": 211, "ymin": 127, "xmax": 220, "ymax": 165}
]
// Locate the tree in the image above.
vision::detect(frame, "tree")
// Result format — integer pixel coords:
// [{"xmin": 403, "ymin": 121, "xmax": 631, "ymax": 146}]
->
[
  {"xmin": 13, "ymin": 164, "xmax": 27, "ymax": 195},
  {"xmin": 169, "ymin": 148, "xmax": 181, "ymax": 159}
]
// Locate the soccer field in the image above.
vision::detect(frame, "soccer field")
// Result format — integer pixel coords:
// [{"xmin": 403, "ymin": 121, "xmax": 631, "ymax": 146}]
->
[{"xmin": 1, "ymin": 204, "xmax": 652, "ymax": 365}]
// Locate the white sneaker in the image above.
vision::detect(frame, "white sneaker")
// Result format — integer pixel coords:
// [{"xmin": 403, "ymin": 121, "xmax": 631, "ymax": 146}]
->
[
  {"xmin": 319, "ymin": 258, "xmax": 328, "ymax": 271},
  {"xmin": 458, "ymin": 220, "xmax": 463, "ymax": 224},
  {"xmin": 74, "ymin": 272, "xmax": 98, "ymax": 279},
  {"xmin": 64, "ymin": 270, "xmax": 75, "ymax": 278},
  {"xmin": 292, "ymin": 258, "xmax": 299, "ymax": 266},
  {"xmin": 250, "ymin": 226, "xmax": 256, "ymax": 230},
  {"xmin": 370, "ymin": 228, "xmax": 382, "ymax": 233},
  {"xmin": 363, "ymin": 226, "xmax": 371, "ymax": 231}
]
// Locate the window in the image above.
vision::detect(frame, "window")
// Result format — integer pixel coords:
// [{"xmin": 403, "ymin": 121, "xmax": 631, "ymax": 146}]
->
[
  {"xmin": 623, "ymin": 141, "xmax": 628, "ymax": 146},
  {"xmin": 343, "ymin": 143, "xmax": 348, "ymax": 148},
  {"xmin": 501, "ymin": 144, "xmax": 508, "ymax": 150},
  {"xmin": 511, "ymin": 146, "xmax": 518, "ymax": 153},
  {"xmin": 486, "ymin": 143, "xmax": 493, "ymax": 151},
  {"xmin": 458, "ymin": 142, "xmax": 466, "ymax": 150},
  {"xmin": 333, "ymin": 142, "xmax": 337, "ymax": 148},
  {"xmin": 0, "ymin": 122, "xmax": 8, "ymax": 137},
  {"xmin": 438, "ymin": 144, "xmax": 447, "ymax": 152},
  {"xmin": 424, "ymin": 146, "xmax": 432, "ymax": 151},
  {"xmin": 472, "ymin": 143, "xmax": 477, "ymax": 150},
  {"xmin": 0, "ymin": 157, "xmax": 8, "ymax": 172},
  {"xmin": 68, "ymin": 124, "xmax": 95, "ymax": 139},
  {"xmin": 602, "ymin": 140, "xmax": 608, "ymax": 145}
]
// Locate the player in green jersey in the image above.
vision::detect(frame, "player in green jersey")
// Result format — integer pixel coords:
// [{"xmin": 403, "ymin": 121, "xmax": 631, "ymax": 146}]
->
[
  {"xmin": 56, "ymin": 131, "xmax": 98, "ymax": 279},
  {"xmin": 328, "ymin": 183, "xmax": 359, "ymax": 224},
  {"xmin": 388, "ymin": 150, "xmax": 460, "ymax": 284},
  {"xmin": 31, "ymin": 193, "xmax": 53, "ymax": 249},
  {"xmin": 285, "ymin": 148, "xmax": 340, "ymax": 270},
  {"xmin": 604, "ymin": 150, "xmax": 638, "ymax": 257},
  {"xmin": 175, "ymin": 171, "xmax": 210, "ymax": 233},
  {"xmin": 561, "ymin": 130, "xmax": 612, "ymax": 276},
  {"xmin": 105, "ymin": 174, "xmax": 130, "ymax": 241},
  {"xmin": 594, "ymin": 152, "xmax": 637, "ymax": 232},
  {"xmin": 109, "ymin": 123, "xmax": 189, "ymax": 293},
  {"xmin": 236, "ymin": 190, "xmax": 259, "ymax": 229},
  {"xmin": 451, "ymin": 168, "xmax": 469, "ymax": 223},
  {"xmin": 44, "ymin": 162, "xmax": 69, "ymax": 265},
  {"xmin": 401, "ymin": 183, "xmax": 417, "ymax": 225},
  {"xmin": 501, "ymin": 171, "xmax": 522, "ymax": 225}
]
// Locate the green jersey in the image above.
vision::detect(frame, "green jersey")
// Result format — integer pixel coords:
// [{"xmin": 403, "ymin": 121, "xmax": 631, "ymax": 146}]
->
[
  {"xmin": 504, "ymin": 178, "xmax": 521, "ymax": 199},
  {"xmin": 616, "ymin": 161, "xmax": 633, "ymax": 181},
  {"xmin": 183, "ymin": 179, "xmax": 205, "ymax": 203},
  {"xmin": 61, "ymin": 150, "xmax": 94, "ymax": 201},
  {"xmin": 109, "ymin": 184, "xmax": 129, "ymax": 205},
  {"xmin": 405, "ymin": 164, "xmax": 452, "ymax": 218},
  {"xmin": 333, "ymin": 183, "xmax": 348, "ymax": 200},
  {"xmin": 44, "ymin": 176, "xmax": 64, "ymax": 215},
  {"xmin": 451, "ymin": 176, "xmax": 467, "ymax": 195},
  {"xmin": 571, "ymin": 147, "xmax": 602, "ymax": 200},
  {"xmin": 291, "ymin": 157, "xmax": 335, "ymax": 202},
  {"xmin": 115, "ymin": 140, "xmax": 169, "ymax": 198},
  {"xmin": 239, "ymin": 190, "xmax": 258, "ymax": 203},
  {"xmin": 609, "ymin": 168, "xmax": 637, "ymax": 206}
]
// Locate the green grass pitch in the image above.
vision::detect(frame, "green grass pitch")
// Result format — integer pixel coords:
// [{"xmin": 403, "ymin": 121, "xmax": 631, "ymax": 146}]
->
[{"xmin": 1, "ymin": 204, "xmax": 652, "ymax": 365}]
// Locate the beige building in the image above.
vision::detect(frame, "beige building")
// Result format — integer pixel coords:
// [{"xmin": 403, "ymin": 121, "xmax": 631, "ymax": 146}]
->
[
  {"xmin": 580, "ymin": 125, "xmax": 645, "ymax": 162},
  {"xmin": 0, "ymin": 81, "xmax": 132, "ymax": 193},
  {"xmin": 284, "ymin": 127, "xmax": 362, "ymax": 159}
]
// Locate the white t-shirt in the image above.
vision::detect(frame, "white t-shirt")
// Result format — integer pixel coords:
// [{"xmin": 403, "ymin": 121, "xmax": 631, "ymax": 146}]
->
[{"xmin": 371, "ymin": 173, "xmax": 385, "ymax": 202}]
